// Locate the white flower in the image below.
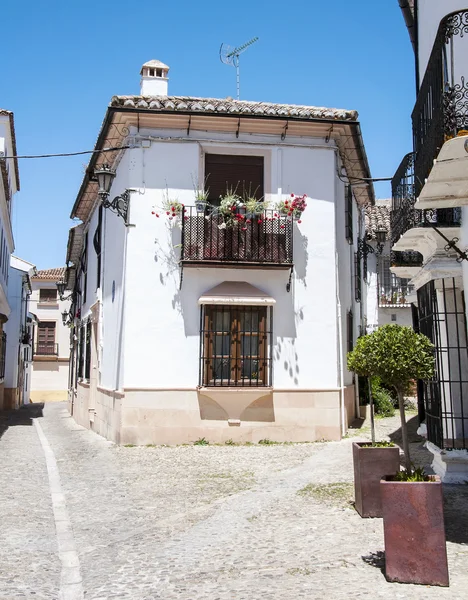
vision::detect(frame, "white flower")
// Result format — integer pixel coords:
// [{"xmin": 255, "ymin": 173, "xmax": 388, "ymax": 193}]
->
[{"xmin": 218, "ymin": 222, "xmax": 227, "ymax": 230}]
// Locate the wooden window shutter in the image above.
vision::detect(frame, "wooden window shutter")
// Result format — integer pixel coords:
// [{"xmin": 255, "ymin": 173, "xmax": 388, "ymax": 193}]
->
[{"xmin": 205, "ymin": 154, "xmax": 264, "ymax": 203}]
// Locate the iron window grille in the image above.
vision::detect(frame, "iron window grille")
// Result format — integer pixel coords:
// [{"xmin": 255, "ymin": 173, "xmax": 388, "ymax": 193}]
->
[
  {"xmin": 0, "ymin": 332, "xmax": 6, "ymax": 381},
  {"xmin": 200, "ymin": 305, "xmax": 273, "ymax": 387},
  {"xmin": 93, "ymin": 205, "xmax": 103, "ymax": 290},
  {"xmin": 346, "ymin": 310, "xmax": 354, "ymax": 354},
  {"xmin": 418, "ymin": 278, "xmax": 468, "ymax": 450},
  {"xmin": 378, "ymin": 255, "xmax": 413, "ymax": 307},
  {"xmin": 345, "ymin": 185, "xmax": 353, "ymax": 244},
  {"xmin": 354, "ymin": 252, "xmax": 362, "ymax": 303},
  {"xmin": 39, "ymin": 288, "xmax": 58, "ymax": 303},
  {"xmin": 84, "ymin": 321, "xmax": 92, "ymax": 380},
  {"xmin": 78, "ymin": 325, "xmax": 85, "ymax": 379}
]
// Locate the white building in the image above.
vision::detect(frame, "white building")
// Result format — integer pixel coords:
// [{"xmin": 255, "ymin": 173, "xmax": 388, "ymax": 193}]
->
[
  {"xmin": 64, "ymin": 60, "xmax": 375, "ymax": 445},
  {"xmin": 4, "ymin": 256, "xmax": 35, "ymax": 408},
  {"xmin": 392, "ymin": 1, "xmax": 468, "ymax": 480},
  {"xmin": 0, "ymin": 109, "xmax": 19, "ymax": 410},
  {"xmin": 365, "ymin": 200, "xmax": 413, "ymax": 332},
  {"xmin": 29, "ymin": 268, "xmax": 71, "ymax": 402}
]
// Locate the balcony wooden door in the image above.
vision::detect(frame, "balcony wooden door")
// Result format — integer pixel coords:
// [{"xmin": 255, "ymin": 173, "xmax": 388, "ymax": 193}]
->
[{"xmin": 37, "ymin": 322, "xmax": 56, "ymax": 355}]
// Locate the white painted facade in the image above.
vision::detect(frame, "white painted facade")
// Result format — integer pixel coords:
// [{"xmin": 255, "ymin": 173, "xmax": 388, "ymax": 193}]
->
[
  {"xmin": 416, "ymin": 0, "xmax": 468, "ymax": 83},
  {"xmin": 29, "ymin": 271, "xmax": 71, "ymax": 402},
  {"xmin": 66, "ymin": 63, "xmax": 374, "ymax": 444},
  {"xmin": 3, "ymin": 256, "xmax": 35, "ymax": 408},
  {"xmin": 394, "ymin": 2, "xmax": 468, "ymax": 480}
]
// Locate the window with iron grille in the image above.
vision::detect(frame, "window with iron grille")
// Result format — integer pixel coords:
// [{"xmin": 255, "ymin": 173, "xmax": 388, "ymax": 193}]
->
[
  {"xmin": 93, "ymin": 206, "xmax": 103, "ymax": 290},
  {"xmin": 78, "ymin": 325, "xmax": 85, "ymax": 379},
  {"xmin": 346, "ymin": 310, "xmax": 354, "ymax": 353},
  {"xmin": 354, "ymin": 252, "xmax": 362, "ymax": 302},
  {"xmin": 204, "ymin": 154, "xmax": 264, "ymax": 204},
  {"xmin": 0, "ymin": 332, "xmax": 6, "ymax": 380},
  {"xmin": 200, "ymin": 305, "xmax": 272, "ymax": 387},
  {"xmin": 84, "ymin": 322, "xmax": 92, "ymax": 380},
  {"xmin": 345, "ymin": 185, "xmax": 353, "ymax": 243},
  {"xmin": 39, "ymin": 288, "xmax": 58, "ymax": 303}
]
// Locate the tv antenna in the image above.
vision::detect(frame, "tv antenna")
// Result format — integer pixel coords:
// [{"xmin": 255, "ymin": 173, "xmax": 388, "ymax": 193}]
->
[{"xmin": 220, "ymin": 37, "xmax": 258, "ymax": 100}]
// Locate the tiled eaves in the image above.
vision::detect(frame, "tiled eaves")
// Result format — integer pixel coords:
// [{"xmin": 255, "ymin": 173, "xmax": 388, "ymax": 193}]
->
[
  {"xmin": 31, "ymin": 267, "xmax": 66, "ymax": 281},
  {"xmin": 0, "ymin": 109, "xmax": 20, "ymax": 191},
  {"xmin": 109, "ymin": 95, "xmax": 359, "ymax": 122}
]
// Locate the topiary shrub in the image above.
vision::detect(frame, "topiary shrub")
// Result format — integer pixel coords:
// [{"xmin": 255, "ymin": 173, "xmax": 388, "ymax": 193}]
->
[
  {"xmin": 348, "ymin": 324, "xmax": 435, "ymax": 472},
  {"xmin": 373, "ymin": 388, "xmax": 395, "ymax": 417}
]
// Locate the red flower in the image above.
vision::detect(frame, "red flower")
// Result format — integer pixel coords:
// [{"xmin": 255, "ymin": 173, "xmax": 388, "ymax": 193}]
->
[
  {"xmin": 291, "ymin": 193, "xmax": 294, "ymax": 197},
  {"xmin": 257, "ymin": 219, "xmax": 262, "ymax": 224},
  {"xmin": 298, "ymin": 220, "xmax": 302, "ymax": 224},
  {"xmin": 280, "ymin": 224, "xmax": 285, "ymax": 229},
  {"xmin": 246, "ymin": 219, "xmax": 251, "ymax": 223},
  {"xmin": 166, "ymin": 211, "xmax": 170, "ymax": 215},
  {"xmin": 242, "ymin": 227, "xmax": 247, "ymax": 231},
  {"xmin": 151, "ymin": 211, "xmax": 155, "ymax": 214},
  {"xmin": 156, "ymin": 214, "xmax": 160, "ymax": 217}
]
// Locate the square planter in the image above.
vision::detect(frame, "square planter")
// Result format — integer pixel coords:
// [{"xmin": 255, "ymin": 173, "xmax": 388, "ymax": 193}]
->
[
  {"xmin": 380, "ymin": 475, "xmax": 449, "ymax": 586},
  {"xmin": 353, "ymin": 442, "xmax": 400, "ymax": 518}
]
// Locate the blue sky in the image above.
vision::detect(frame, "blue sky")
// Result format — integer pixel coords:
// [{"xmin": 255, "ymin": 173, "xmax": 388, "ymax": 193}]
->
[{"xmin": 2, "ymin": 0, "xmax": 414, "ymax": 269}]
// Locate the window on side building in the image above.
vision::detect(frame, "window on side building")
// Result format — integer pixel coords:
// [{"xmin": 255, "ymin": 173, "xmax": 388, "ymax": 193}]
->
[
  {"xmin": 200, "ymin": 305, "xmax": 271, "ymax": 387},
  {"xmin": 39, "ymin": 288, "xmax": 58, "ymax": 303}
]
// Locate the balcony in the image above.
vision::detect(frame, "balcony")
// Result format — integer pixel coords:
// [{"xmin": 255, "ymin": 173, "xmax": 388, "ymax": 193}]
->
[
  {"xmin": 391, "ymin": 152, "xmax": 461, "ymax": 263},
  {"xmin": 34, "ymin": 343, "xmax": 58, "ymax": 357},
  {"xmin": 412, "ymin": 9, "xmax": 468, "ymax": 197},
  {"xmin": 181, "ymin": 207, "xmax": 293, "ymax": 267}
]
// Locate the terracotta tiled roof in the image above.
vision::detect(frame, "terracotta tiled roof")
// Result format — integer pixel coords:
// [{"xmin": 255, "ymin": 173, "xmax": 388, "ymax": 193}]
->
[
  {"xmin": 31, "ymin": 267, "xmax": 66, "ymax": 281},
  {"xmin": 0, "ymin": 108, "xmax": 20, "ymax": 192},
  {"xmin": 365, "ymin": 199, "xmax": 391, "ymax": 241},
  {"xmin": 110, "ymin": 95, "xmax": 358, "ymax": 122}
]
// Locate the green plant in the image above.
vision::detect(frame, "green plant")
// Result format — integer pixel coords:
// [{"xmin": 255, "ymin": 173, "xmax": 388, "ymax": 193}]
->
[
  {"xmin": 361, "ymin": 441, "xmax": 396, "ymax": 448},
  {"xmin": 225, "ymin": 438, "xmax": 237, "ymax": 446},
  {"xmin": 244, "ymin": 196, "xmax": 265, "ymax": 216},
  {"xmin": 393, "ymin": 467, "xmax": 431, "ymax": 482},
  {"xmin": 193, "ymin": 437, "xmax": 209, "ymax": 446},
  {"xmin": 373, "ymin": 388, "xmax": 395, "ymax": 417},
  {"xmin": 348, "ymin": 324, "xmax": 435, "ymax": 472},
  {"xmin": 258, "ymin": 438, "xmax": 277, "ymax": 445}
]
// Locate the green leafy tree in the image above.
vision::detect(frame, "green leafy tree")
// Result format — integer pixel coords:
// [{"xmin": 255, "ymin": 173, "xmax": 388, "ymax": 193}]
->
[{"xmin": 347, "ymin": 324, "xmax": 435, "ymax": 472}]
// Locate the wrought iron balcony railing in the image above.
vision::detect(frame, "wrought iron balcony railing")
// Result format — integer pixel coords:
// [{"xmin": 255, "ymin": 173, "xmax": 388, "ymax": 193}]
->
[
  {"xmin": 412, "ymin": 9, "xmax": 468, "ymax": 196},
  {"xmin": 390, "ymin": 251, "xmax": 423, "ymax": 268},
  {"xmin": 391, "ymin": 152, "xmax": 461, "ymax": 249},
  {"xmin": 34, "ymin": 343, "xmax": 58, "ymax": 356},
  {"xmin": 181, "ymin": 207, "xmax": 293, "ymax": 266}
]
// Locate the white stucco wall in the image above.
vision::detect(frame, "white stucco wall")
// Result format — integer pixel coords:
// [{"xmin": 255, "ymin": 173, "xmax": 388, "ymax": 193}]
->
[
  {"xmin": 417, "ymin": 1, "xmax": 468, "ymax": 83},
  {"xmin": 4, "ymin": 266, "xmax": 23, "ymax": 388},
  {"xmin": 31, "ymin": 362, "xmax": 69, "ymax": 391},
  {"xmin": 118, "ymin": 136, "xmax": 342, "ymax": 391}
]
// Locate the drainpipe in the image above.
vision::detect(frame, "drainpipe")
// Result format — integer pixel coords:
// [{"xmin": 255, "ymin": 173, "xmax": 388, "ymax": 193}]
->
[
  {"xmin": 336, "ymin": 252, "xmax": 347, "ymax": 437},
  {"xmin": 398, "ymin": 0, "xmax": 417, "ymax": 52}
]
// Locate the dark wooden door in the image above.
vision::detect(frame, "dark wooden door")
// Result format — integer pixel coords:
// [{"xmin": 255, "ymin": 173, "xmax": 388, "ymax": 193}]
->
[{"xmin": 37, "ymin": 322, "xmax": 56, "ymax": 355}]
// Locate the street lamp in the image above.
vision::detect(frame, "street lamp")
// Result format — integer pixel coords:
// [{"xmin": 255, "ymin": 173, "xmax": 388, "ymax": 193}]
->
[
  {"xmin": 94, "ymin": 163, "xmax": 116, "ymax": 198},
  {"xmin": 94, "ymin": 163, "xmax": 133, "ymax": 224},
  {"xmin": 61, "ymin": 310, "xmax": 69, "ymax": 326},
  {"xmin": 56, "ymin": 280, "xmax": 67, "ymax": 299},
  {"xmin": 375, "ymin": 227, "xmax": 388, "ymax": 255}
]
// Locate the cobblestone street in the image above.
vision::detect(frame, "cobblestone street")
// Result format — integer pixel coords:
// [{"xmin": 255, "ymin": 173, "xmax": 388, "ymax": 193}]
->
[{"xmin": 1, "ymin": 402, "xmax": 468, "ymax": 600}]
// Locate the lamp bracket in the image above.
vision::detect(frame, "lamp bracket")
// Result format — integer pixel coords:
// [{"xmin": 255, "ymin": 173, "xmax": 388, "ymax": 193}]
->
[{"xmin": 100, "ymin": 189, "xmax": 135, "ymax": 225}]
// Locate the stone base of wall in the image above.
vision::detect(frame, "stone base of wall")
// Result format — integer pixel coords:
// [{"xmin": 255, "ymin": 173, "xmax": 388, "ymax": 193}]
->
[
  {"xmin": 30, "ymin": 390, "xmax": 68, "ymax": 402},
  {"xmin": 344, "ymin": 385, "xmax": 356, "ymax": 426},
  {"xmin": 71, "ymin": 384, "xmax": 351, "ymax": 445},
  {"xmin": 3, "ymin": 388, "xmax": 18, "ymax": 410}
]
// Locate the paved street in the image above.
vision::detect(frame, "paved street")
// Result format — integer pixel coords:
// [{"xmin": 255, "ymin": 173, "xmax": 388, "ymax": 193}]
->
[{"xmin": 1, "ymin": 403, "xmax": 468, "ymax": 600}]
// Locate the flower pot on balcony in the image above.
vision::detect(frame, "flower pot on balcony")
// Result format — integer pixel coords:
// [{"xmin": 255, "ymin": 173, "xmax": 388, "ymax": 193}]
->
[
  {"xmin": 195, "ymin": 200, "xmax": 207, "ymax": 213},
  {"xmin": 293, "ymin": 211, "xmax": 302, "ymax": 221},
  {"xmin": 380, "ymin": 475, "xmax": 449, "ymax": 586},
  {"xmin": 353, "ymin": 442, "xmax": 400, "ymax": 518}
]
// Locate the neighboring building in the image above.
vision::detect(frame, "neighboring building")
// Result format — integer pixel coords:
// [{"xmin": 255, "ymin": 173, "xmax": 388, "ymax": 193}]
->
[
  {"xmin": 64, "ymin": 60, "xmax": 375, "ymax": 445},
  {"xmin": 4, "ymin": 256, "xmax": 35, "ymax": 408},
  {"xmin": 29, "ymin": 268, "xmax": 71, "ymax": 402},
  {"xmin": 365, "ymin": 200, "xmax": 413, "ymax": 331},
  {"xmin": 0, "ymin": 109, "xmax": 19, "ymax": 410},
  {"xmin": 392, "ymin": 2, "xmax": 468, "ymax": 480}
]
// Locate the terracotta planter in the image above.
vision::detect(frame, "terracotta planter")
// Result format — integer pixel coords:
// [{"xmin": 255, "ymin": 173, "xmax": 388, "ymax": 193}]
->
[
  {"xmin": 353, "ymin": 442, "xmax": 400, "ymax": 518},
  {"xmin": 380, "ymin": 475, "xmax": 449, "ymax": 586}
]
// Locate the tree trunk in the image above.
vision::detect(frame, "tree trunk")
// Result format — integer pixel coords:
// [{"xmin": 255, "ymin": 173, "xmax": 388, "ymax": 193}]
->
[
  {"xmin": 397, "ymin": 388, "xmax": 412, "ymax": 472},
  {"xmin": 368, "ymin": 377, "xmax": 375, "ymax": 444}
]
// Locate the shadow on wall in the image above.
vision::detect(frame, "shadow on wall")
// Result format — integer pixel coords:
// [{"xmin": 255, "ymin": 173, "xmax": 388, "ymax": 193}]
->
[
  {"xmin": 293, "ymin": 227, "xmax": 308, "ymax": 286},
  {"xmin": 198, "ymin": 390, "xmax": 275, "ymax": 422},
  {"xmin": 0, "ymin": 402, "xmax": 44, "ymax": 441}
]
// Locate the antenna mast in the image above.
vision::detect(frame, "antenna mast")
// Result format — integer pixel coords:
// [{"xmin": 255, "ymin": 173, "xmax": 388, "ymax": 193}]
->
[{"xmin": 219, "ymin": 37, "xmax": 258, "ymax": 100}]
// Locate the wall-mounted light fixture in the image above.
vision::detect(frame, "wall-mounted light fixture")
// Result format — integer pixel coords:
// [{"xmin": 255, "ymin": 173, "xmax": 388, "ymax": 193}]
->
[{"xmin": 95, "ymin": 163, "xmax": 133, "ymax": 225}]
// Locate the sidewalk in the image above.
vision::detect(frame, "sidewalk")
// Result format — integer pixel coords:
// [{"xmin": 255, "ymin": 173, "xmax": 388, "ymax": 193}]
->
[{"xmin": 0, "ymin": 402, "xmax": 467, "ymax": 599}]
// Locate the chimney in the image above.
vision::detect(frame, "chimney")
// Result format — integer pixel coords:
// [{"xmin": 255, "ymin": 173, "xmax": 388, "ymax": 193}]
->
[{"xmin": 140, "ymin": 60, "xmax": 169, "ymax": 96}]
